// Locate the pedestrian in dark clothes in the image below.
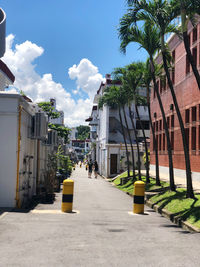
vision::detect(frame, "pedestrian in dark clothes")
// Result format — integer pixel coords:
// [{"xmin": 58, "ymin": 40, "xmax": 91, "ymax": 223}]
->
[
  {"xmin": 94, "ymin": 161, "xmax": 98, "ymax": 178},
  {"xmin": 88, "ymin": 159, "xmax": 93, "ymax": 178}
]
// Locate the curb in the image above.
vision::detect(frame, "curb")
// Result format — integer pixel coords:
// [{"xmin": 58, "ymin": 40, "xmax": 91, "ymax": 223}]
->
[
  {"xmin": 146, "ymin": 199, "xmax": 200, "ymax": 233},
  {"xmin": 107, "ymin": 178, "xmax": 200, "ymax": 233}
]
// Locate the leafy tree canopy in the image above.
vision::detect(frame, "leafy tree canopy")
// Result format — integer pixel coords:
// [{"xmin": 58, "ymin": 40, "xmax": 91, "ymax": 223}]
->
[
  {"xmin": 48, "ymin": 123, "xmax": 71, "ymax": 143},
  {"xmin": 38, "ymin": 101, "xmax": 60, "ymax": 119},
  {"xmin": 76, "ymin": 125, "xmax": 90, "ymax": 140}
]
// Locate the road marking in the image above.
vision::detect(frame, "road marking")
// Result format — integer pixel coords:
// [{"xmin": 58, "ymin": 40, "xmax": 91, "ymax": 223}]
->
[
  {"xmin": 0, "ymin": 212, "xmax": 8, "ymax": 220},
  {"xmin": 31, "ymin": 209, "xmax": 80, "ymax": 214},
  {"xmin": 128, "ymin": 211, "xmax": 150, "ymax": 216}
]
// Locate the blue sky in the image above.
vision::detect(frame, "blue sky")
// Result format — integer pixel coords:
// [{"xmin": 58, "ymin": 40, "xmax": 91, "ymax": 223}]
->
[{"xmin": 1, "ymin": 0, "xmax": 147, "ymax": 126}]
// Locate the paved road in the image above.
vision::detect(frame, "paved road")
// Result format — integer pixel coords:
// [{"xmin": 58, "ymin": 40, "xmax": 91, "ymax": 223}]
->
[{"xmin": 0, "ymin": 166, "xmax": 200, "ymax": 267}]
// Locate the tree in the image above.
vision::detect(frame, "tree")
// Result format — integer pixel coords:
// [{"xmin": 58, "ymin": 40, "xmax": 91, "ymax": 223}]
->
[
  {"xmin": 38, "ymin": 101, "xmax": 60, "ymax": 121},
  {"xmin": 98, "ymin": 85, "xmax": 131, "ymax": 177},
  {"xmin": 125, "ymin": 0, "xmax": 194, "ymax": 198},
  {"xmin": 118, "ymin": 19, "xmax": 175, "ymax": 190},
  {"xmin": 112, "ymin": 68, "xmax": 137, "ymax": 179},
  {"xmin": 76, "ymin": 125, "xmax": 90, "ymax": 140},
  {"xmin": 142, "ymin": 59, "xmax": 161, "ymax": 186},
  {"xmin": 126, "ymin": 0, "xmax": 194, "ymax": 197},
  {"xmin": 48, "ymin": 123, "xmax": 71, "ymax": 143}
]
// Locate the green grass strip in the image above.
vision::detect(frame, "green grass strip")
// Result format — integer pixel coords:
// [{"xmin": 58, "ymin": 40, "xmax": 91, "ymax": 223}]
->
[{"xmin": 112, "ymin": 171, "xmax": 200, "ymax": 229}]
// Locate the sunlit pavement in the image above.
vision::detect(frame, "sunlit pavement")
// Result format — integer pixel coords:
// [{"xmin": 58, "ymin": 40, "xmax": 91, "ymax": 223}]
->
[{"xmin": 0, "ymin": 166, "xmax": 200, "ymax": 267}]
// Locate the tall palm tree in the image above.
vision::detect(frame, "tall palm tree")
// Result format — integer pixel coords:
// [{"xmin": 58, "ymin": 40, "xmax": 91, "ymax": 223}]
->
[
  {"xmin": 118, "ymin": 19, "xmax": 175, "ymax": 190},
  {"xmin": 125, "ymin": 0, "xmax": 194, "ymax": 198},
  {"xmin": 112, "ymin": 68, "xmax": 137, "ymax": 180},
  {"xmin": 98, "ymin": 85, "xmax": 131, "ymax": 177},
  {"xmin": 123, "ymin": 62, "xmax": 151, "ymax": 183},
  {"xmin": 143, "ymin": 59, "xmax": 161, "ymax": 186}
]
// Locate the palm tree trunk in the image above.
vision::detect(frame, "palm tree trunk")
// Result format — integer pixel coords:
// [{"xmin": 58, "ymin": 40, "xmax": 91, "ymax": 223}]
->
[
  {"xmin": 128, "ymin": 105, "xmax": 142, "ymax": 180},
  {"xmin": 122, "ymin": 106, "xmax": 136, "ymax": 179},
  {"xmin": 161, "ymin": 46, "xmax": 194, "ymax": 198},
  {"xmin": 150, "ymin": 55, "xmax": 176, "ymax": 191},
  {"xmin": 181, "ymin": 4, "xmax": 200, "ymax": 90},
  {"xmin": 135, "ymin": 104, "xmax": 150, "ymax": 183},
  {"xmin": 147, "ymin": 85, "xmax": 160, "ymax": 186},
  {"xmin": 118, "ymin": 107, "xmax": 130, "ymax": 177}
]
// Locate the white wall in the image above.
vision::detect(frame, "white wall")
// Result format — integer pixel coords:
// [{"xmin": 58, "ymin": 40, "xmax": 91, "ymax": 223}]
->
[
  {"xmin": 0, "ymin": 93, "xmax": 53, "ymax": 208},
  {"xmin": 0, "ymin": 95, "xmax": 18, "ymax": 207}
]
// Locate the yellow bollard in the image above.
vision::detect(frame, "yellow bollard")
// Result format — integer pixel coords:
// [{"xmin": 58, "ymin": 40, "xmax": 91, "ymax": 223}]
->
[
  {"xmin": 61, "ymin": 179, "xmax": 74, "ymax": 213},
  {"xmin": 133, "ymin": 181, "xmax": 145, "ymax": 214}
]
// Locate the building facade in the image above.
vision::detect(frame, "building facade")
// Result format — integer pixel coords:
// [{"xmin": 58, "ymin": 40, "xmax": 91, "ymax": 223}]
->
[
  {"xmin": 150, "ymin": 20, "xmax": 200, "ymax": 181},
  {"xmin": 87, "ymin": 74, "xmax": 149, "ymax": 177}
]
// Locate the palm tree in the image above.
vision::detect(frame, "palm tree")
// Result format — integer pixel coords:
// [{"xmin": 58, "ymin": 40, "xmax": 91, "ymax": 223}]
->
[
  {"xmin": 98, "ymin": 85, "xmax": 131, "ymax": 178},
  {"xmin": 112, "ymin": 68, "xmax": 137, "ymax": 180},
  {"xmin": 125, "ymin": 0, "xmax": 194, "ymax": 198},
  {"xmin": 123, "ymin": 62, "xmax": 151, "ymax": 183},
  {"xmin": 143, "ymin": 59, "xmax": 161, "ymax": 186},
  {"xmin": 118, "ymin": 19, "xmax": 175, "ymax": 190}
]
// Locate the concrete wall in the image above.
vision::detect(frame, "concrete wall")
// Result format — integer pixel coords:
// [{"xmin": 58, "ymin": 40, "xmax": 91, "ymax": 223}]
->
[
  {"xmin": 0, "ymin": 93, "xmax": 56, "ymax": 208},
  {"xmin": 0, "ymin": 95, "xmax": 18, "ymax": 207}
]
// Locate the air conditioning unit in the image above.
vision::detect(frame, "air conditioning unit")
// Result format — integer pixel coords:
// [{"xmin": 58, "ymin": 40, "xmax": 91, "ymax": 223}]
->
[
  {"xmin": 47, "ymin": 130, "xmax": 58, "ymax": 145},
  {"xmin": 30, "ymin": 112, "xmax": 48, "ymax": 140}
]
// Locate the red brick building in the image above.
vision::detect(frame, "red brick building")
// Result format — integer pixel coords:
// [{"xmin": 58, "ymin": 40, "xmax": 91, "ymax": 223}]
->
[{"xmin": 150, "ymin": 20, "xmax": 200, "ymax": 180}]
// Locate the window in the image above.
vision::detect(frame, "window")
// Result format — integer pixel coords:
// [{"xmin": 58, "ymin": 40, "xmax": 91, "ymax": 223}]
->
[
  {"xmin": 185, "ymin": 128, "xmax": 189, "ymax": 147},
  {"xmin": 191, "ymin": 127, "xmax": 196, "ymax": 150},
  {"xmin": 192, "ymin": 47, "xmax": 197, "ymax": 67},
  {"xmin": 193, "ymin": 27, "xmax": 197, "ymax": 43},
  {"xmin": 186, "ymin": 55, "xmax": 190, "ymax": 74},
  {"xmin": 159, "ymin": 134, "xmax": 162, "ymax": 151},
  {"xmin": 163, "ymin": 133, "xmax": 165, "ymax": 151},
  {"xmin": 159, "ymin": 120, "xmax": 162, "ymax": 131},
  {"xmin": 156, "ymin": 121, "xmax": 158, "ymax": 132},
  {"xmin": 185, "ymin": 109, "xmax": 190, "ymax": 124},
  {"xmin": 167, "ymin": 117, "xmax": 170, "ymax": 128},
  {"xmin": 192, "ymin": 106, "xmax": 197, "ymax": 122},
  {"xmin": 171, "ymin": 131, "xmax": 174, "ymax": 150},
  {"xmin": 171, "ymin": 115, "xmax": 174, "ymax": 128},
  {"xmin": 172, "ymin": 68, "xmax": 175, "ymax": 84}
]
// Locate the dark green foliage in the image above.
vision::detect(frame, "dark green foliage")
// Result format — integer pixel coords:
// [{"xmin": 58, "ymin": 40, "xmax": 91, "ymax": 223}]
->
[
  {"xmin": 38, "ymin": 101, "xmax": 60, "ymax": 119},
  {"xmin": 48, "ymin": 123, "xmax": 71, "ymax": 143},
  {"xmin": 76, "ymin": 125, "xmax": 90, "ymax": 140}
]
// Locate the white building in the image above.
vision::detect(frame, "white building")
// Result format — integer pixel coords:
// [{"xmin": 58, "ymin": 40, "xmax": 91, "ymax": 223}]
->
[
  {"xmin": 0, "ymin": 92, "xmax": 61, "ymax": 208},
  {"xmin": 49, "ymin": 98, "xmax": 64, "ymax": 125},
  {"xmin": 87, "ymin": 74, "xmax": 150, "ymax": 177}
]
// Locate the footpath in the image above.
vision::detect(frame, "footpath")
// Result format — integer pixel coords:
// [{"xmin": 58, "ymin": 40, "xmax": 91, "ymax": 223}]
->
[
  {"xmin": 0, "ymin": 166, "xmax": 200, "ymax": 267},
  {"xmin": 145, "ymin": 169, "xmax": 200, "ymax": 191}
]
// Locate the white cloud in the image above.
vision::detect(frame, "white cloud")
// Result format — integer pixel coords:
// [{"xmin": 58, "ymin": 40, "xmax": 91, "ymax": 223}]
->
[
  {"xmin": 2, "ymin": 35, "xmax": 104, "ymax": 127},
  {"xmin": 68, "ymin": 58, "xmax": 105, "ymax": 98}
]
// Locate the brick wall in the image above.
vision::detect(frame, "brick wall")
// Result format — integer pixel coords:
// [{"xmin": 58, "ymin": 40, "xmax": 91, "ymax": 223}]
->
[{"xmin": 150, "ymin": 20, "xmax": 200, "ymax": 172}]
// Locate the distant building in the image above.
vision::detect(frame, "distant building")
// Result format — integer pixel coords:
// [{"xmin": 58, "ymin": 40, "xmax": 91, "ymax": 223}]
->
[
  {"xmin": 49, "ymin": 98, "xmax": 64, "ymax": 125},
  {"xmin": 86, "ymin": 74, "xmax": 149, "ymax": 177}
]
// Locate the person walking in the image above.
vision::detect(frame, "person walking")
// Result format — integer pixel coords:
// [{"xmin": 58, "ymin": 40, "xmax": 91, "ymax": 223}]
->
[
  {"xmin": 94, "ymin": 160, "xmax": 98, "ymax": 179},
  {"xmin": 88, "ymin": 159, "xmax": 93, "ymax": 178}
]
